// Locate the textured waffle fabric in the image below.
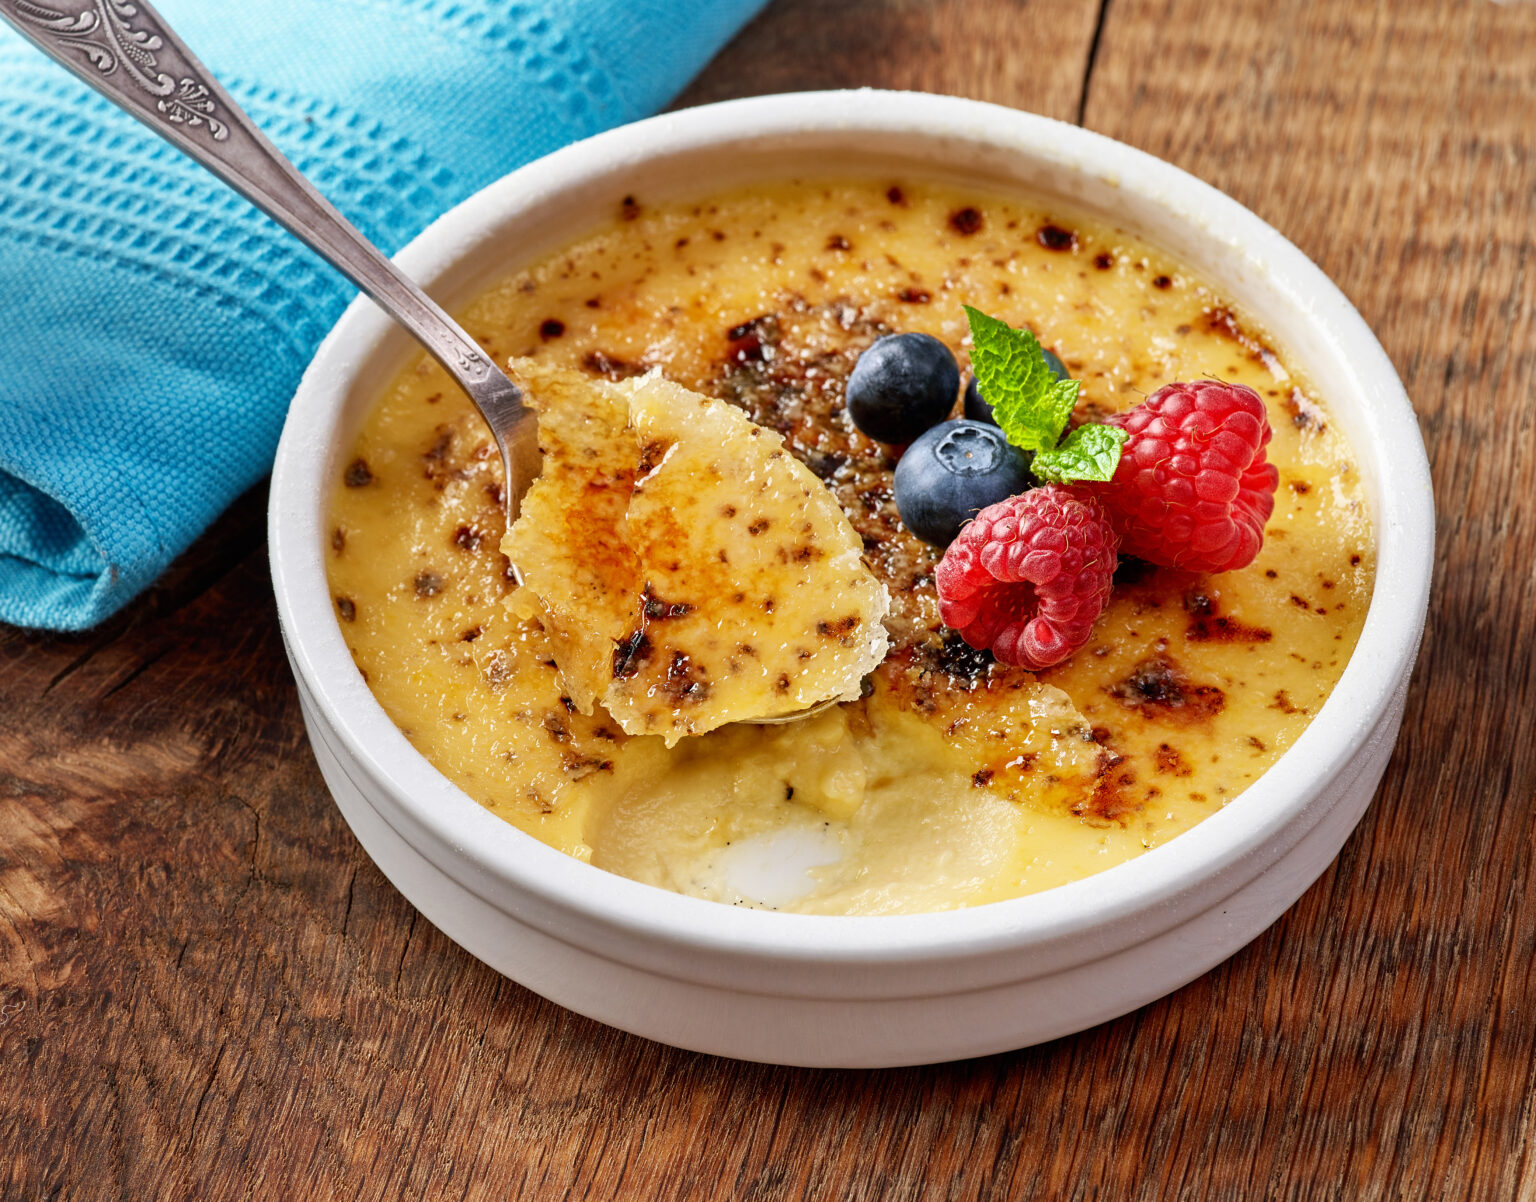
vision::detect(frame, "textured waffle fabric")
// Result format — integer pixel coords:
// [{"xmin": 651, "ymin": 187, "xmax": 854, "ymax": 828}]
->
[{"xmin": 0, "ymin": 0, "xmax": 764, "ymax": 630}]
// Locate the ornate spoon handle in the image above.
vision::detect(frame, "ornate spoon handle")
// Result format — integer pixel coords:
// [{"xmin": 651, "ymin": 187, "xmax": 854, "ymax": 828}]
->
[{"xmin": 0, "ymin": 0, "xmax": 540, "ymax": 520}]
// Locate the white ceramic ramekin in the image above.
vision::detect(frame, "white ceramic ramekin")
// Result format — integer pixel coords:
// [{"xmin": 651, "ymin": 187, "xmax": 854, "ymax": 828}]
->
[{"xmin": 269, "ymin": 90, "xmax": 1434, "ymax": 1068}]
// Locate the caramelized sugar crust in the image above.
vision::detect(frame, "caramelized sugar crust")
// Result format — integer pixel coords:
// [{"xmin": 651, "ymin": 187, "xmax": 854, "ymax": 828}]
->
[{"xmin": 325, "ymin": 179, "xmax": 1373, "ymax": 913}]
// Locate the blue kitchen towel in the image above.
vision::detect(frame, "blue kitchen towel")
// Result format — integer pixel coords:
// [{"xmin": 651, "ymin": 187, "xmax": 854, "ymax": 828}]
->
[{"xmin": 0, "ymin": 0, "xmax": 765, "ymax": 630}]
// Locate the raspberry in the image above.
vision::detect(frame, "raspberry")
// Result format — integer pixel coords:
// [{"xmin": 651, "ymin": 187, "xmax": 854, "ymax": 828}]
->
[
  {"xmin": 1097, "ymin": 381, "xmax": 1279, "ymax": 574},
  {"xmin": 935, "ymin": 485, "xmax": 1118, "ymax": 669}
]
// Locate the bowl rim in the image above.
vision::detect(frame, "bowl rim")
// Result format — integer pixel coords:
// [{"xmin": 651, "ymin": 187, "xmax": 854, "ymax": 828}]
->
[{"xmin": 270, "ymin": 88, "xmax": 1434, "ymax": 969}]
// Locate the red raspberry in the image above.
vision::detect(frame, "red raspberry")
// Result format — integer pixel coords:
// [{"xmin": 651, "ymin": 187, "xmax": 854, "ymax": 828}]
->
[
  {"xmin": 935, "ymin": 485, "xmax": 1118, "ymax": 669},
  {"xmin": 1097, "ymin": 380, "xmax": 1279, "ymax": 574}
]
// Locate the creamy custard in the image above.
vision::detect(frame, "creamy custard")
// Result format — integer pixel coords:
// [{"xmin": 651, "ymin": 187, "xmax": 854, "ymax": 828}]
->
[{"xmin": 326, "ymin": 179, "xmax": 1374, "ymax": 915}]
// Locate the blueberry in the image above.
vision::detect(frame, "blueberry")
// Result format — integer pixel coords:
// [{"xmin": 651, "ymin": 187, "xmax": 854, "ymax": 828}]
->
[
  {"xmin": 964, "ymin": 346, "xmax": 1068, "ymax": 425},
  {"xmin": 894, "ymin": 420, "xmax": 1032, "ymax": 547},
  {"xmin": 846, "ymin": 333, "xmax": 960, "ymax": 444}
]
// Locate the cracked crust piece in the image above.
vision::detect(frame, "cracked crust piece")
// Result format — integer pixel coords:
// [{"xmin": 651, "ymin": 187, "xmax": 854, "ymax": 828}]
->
[
  {"xmin": 500, "ymin": 359, "xmax": 642, "ymax": 714},
  {"xmin": 501, "ymin": 361, "xmax": 890, "ymax": 744},
  {"xmin": 610, "ymin": 372, "xmax": 890, "ymax": 742}
]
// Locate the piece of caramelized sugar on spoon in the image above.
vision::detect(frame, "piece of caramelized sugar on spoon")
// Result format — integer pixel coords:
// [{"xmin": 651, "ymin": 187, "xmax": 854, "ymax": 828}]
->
[
  {"xmin": 501, "ymin": 359, "xmax": 642, "ymax": 714},
  {"xmin": 609, "ymin": 372, "xmax": 890, "ymax": 743},
  {"xmin": 501, "ymin": 361, "xmax": 890, "ymax": 744}
]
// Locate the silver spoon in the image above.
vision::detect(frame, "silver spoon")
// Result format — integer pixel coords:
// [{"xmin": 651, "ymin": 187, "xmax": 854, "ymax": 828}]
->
[{"xmin": 0, "ymin": 0, "xmax": 541, "ymax": 524}]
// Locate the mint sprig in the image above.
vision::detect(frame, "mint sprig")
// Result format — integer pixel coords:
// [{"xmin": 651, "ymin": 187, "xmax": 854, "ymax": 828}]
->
[{"xmin": 964, "ymin": 305, "xmax": 1126, "ymax": 484}]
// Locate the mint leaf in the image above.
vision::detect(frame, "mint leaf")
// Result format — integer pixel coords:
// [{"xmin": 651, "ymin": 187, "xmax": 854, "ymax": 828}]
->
[
  {"xmin": 1031, "ymin": 423, "xmax": 1129, "ymax": 484},
  {"xmin": 964, "ymin": 305, "xmax": 1079, "ymax": 454},
  {"xmin": 963, "ymin": 304, "xmax": 1127, "ymax": 484}
]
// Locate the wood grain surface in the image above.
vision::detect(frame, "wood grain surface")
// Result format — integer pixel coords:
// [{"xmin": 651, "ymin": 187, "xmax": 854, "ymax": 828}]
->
[{"xmin": 4, "ymin": 0, "xmax": 1534, "ymax": 1197}]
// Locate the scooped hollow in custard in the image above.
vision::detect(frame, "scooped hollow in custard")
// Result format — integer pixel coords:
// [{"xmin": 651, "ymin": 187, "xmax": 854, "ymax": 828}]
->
[{"xmin": 502, "ymin": 360, "xmax": 890, "ymax": 744}]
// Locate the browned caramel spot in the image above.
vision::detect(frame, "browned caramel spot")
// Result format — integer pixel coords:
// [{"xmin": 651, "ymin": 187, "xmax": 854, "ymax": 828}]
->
[
  {"xmin": 540, "ymin": 318, "xmax": 566, "ymax": 340},
  {"xmin": 1111, "ymin": 657, "xmax": 1225, "ymax": 722},
  {"xmin": 897, "ymin": 287, "xmax": 932, "ymax": 303},
  {"xmin": 1094, "ymin": 253, "xmax": 1114, "ymax": 270},
  {"xmin": 1154, "ymin": 743, "xmax": 1193, "ymax": 776},
  {"xmin": 1037, "ymin": 224, "xmax": 1078, "ymax": 251},
  {"xmin": 459, "ymin": 626, "xmax": 482, "ymax": 642},
  {"xmin": 886, "ymin": 185, "xmax": 907, "ymax": 206},
  {"xmin": 1285, "ymin": 388, "xmax": 1327, "ymax": 432},
  {"xmin": 1204, "ymin": 307, "xmax": 1245, "ymax": 341},
  {"xmin": 1272, "ymin": 690, "xmax": 1306, "ymax": 715},
  {"xmin": 335, "ymin": 596, "xmax": 356, "ymax": 622},
  {"xmin": 1077, "ymin": 752, "xmax": 1138, "ymax": 822},
  {"xmin": 726, "ymin": 314, "xmax": 777, "ymax": 365},
  {"xmin": 414, "ymin": 572, "xmax": 444, "ymax": 598},
  {"xmin": 1180, "ymin": 587, "xmax": 1273, "ymax": 645},
  {"xmin": 1203, "ymin": 306, "xmax": 1286, "ymax": 376},
  {"xmin": 422, "ymin": 427, "xmax": 453, "ymax": 471},
  {"xmin": 453, "ymin": 524, "xmax": 484, "ymax": 552},
  {"xmin": 620, "ymin": 194, "xmax": 641, "ymax": 221},
  {"xmin": 1152, "ymin": 274, "xmax": 1172, "ymax": 290},
  {"xmin": 949, "ymin": 207, "xmax": 984, "ymax": 235},
  {"xmin": 641, "ymin": 587, "xmax": 693, "ymax": 620},
  {"xmin": 663, "ymin": 651, "xmax": 710, "ymax": 704},
  {"xmin": 826, "ymin": 233, "xmax": 851, "ymax": 251},
  {"xmin": 972, "ymin": 768, "xmax": 995, "ymax": 787},
  {"xmin": 583, "ymin": 350, "xmax": 644, "ymax": 380},
  {"xmin": 747, "ymin": 518, "xmax": 770, "ymax": 536},
  {"xmin": 637, "ymin": 439, "xmax": 673, "ymax": 474},
  {"xmin": 817, "ymin": 615, "xmax": 860, "ymax": 639},
  {"xmin": 1188, "ymin": 616, "xmax": 1273, "ymax": 643},
  {"xmin": 331, "ymin": 527, "xmax": 346, "ymax": 553},
  {"xmin": 344, "ymin": 458, "xmax": 373, "ymax": 488},
  {"xmin": 612, "ymin": 630, "xmax": 651, "ymax": 678},
  {"xmin": 563, "ymin": 755, "xmax": 614, "ymax": 781}
]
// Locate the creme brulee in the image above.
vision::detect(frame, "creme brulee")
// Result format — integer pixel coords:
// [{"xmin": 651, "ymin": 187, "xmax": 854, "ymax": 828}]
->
[{"xmin": 325, "ymin": 178, "xmax": 1373, "ymax": 916}]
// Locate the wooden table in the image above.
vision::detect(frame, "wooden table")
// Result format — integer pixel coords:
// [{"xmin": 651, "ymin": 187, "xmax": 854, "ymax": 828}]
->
[{"xmin": 4, "ymin": 1, "xmax": 1532, "ymax": 1196}]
